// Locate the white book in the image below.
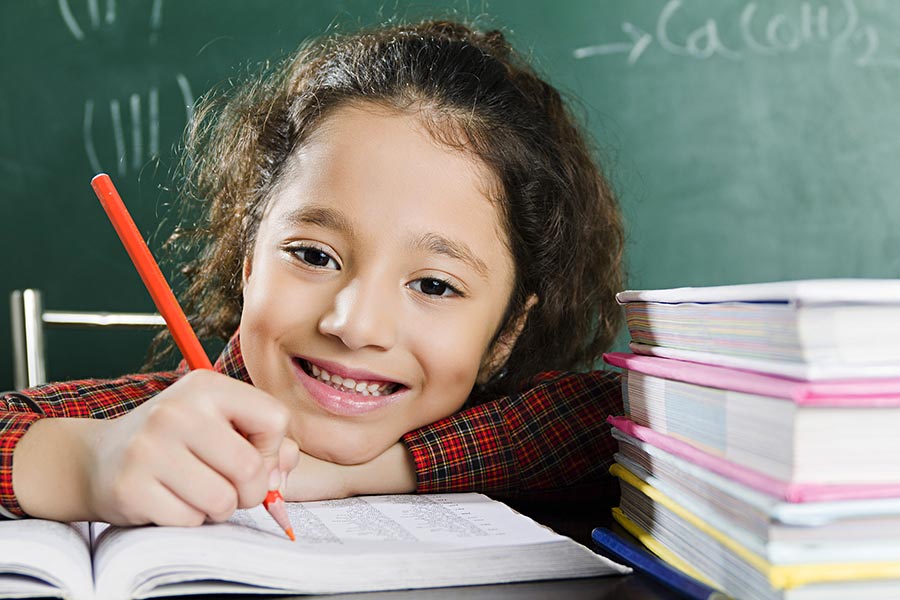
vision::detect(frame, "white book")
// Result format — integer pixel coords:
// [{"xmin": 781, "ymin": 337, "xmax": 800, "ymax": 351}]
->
[
  {"xmin": 618, "ymin": 366, "xmax": 900, "ymax": 484},
  {"xmin": 616, "ymin": 279, "xmax": 900, "ymax": 379},
  {"xmin": 2, "ymin": 493, "xmax": 628, "ymax": 600}
]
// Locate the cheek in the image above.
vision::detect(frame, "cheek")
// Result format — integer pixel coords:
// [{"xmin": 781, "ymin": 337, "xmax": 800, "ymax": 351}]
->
[{"xmin": 412, "ymin": 325, "xmax": 493, "ymax": 416}]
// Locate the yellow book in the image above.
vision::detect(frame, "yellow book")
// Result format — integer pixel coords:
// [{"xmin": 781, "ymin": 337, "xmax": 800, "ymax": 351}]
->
[{"xmin": 611, "ymin": 463, "xmax": 900, "ymax": 592}]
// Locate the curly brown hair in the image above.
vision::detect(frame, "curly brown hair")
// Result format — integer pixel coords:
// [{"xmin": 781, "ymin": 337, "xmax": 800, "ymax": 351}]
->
[{"xmin": 169, "ymin": 19, "xmax": 624, "ymax": 402}]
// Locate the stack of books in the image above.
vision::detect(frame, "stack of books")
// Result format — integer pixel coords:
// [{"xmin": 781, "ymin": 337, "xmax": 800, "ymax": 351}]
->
[{"xmin": 604, "ymin": 279, "xmax": 900, "ymax": 599}]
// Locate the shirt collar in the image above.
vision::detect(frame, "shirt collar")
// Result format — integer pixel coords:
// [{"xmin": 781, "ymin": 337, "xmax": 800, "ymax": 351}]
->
[{"xmin": 213, "ymin": 331, "xmax": 253, "ymax": 384}]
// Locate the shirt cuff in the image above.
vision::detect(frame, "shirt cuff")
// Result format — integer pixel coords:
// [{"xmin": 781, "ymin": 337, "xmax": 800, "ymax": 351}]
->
[
  {"xmin": 0, "ymin": 412, "xmax": 44, "ymax": 518},
  {"xmin": 402, "ymin": 397, "xmax": 519, "ymax": 494}
]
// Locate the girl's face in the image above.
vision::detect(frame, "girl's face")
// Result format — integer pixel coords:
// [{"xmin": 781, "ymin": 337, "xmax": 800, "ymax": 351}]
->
[{"xmin": 240, "ymin": 103, "xmax": 517, "ymax": 464}]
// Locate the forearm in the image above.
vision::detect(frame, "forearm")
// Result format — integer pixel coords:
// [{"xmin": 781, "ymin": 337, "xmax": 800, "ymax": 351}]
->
[
  {"xmin": 346, "ymin": 441, "xmax": 416, "ymax": 496},
  {"xmin": 402, "ymin": 371, "xmax": 624, "ymax": 496},
  {"xmin": 12, "ymin": 418, "xmax": 104, "ymax": 521},
  {"xmin": 285, "ymin": 441, "xmax": 415, "ymax": 501}
]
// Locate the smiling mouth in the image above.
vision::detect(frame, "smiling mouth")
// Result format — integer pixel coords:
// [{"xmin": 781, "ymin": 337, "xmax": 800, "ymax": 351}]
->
[{"xmin": 296, "ymin": 359, "xmax": 403, "ymax": 396}]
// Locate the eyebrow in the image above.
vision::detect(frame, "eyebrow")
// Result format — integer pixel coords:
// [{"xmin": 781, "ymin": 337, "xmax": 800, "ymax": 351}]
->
[
  {"xmin": 413, "ymin": 232, "xmax": 490, "ymax": 280},
  {"xmin": 279, "ymin": 206, "xmax": 356, "ymax": 238}
]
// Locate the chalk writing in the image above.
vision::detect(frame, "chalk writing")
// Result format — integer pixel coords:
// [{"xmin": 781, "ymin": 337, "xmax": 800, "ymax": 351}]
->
[
  {"xmin": 64, "ymin": 0, "xmax": 188, "ymax": 173},
  {"xmin": 58, "ymin": 0, "xmax": 164, "ymax": 43},
  {"xmin": 83, "ymin": 74, "xmax": 193, "ymax": 175},
  {"xmin": 573, "ymin": 0, "xmax": 900, "ymax": 70}
]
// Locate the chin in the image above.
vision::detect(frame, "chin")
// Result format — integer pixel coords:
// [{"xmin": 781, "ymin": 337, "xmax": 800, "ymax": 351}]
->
[{"xmin": 304, "ymin": 434, "xmax": 390, "ymax": 466}]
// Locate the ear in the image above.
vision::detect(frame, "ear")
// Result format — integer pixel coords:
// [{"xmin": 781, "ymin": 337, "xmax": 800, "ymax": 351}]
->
[
  {"xmin": 477, "ymin": 294, "xmax": 538, "ymax": 384},
  {"xmin": 242, "ymin": 254, "xmax": 253, "ymax": 287}
]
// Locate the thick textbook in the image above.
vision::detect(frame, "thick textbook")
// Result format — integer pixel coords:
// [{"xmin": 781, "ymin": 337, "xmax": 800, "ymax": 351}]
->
[
  {"xmin": 605, "ymin": 353, "xmax": 900, "ymax": 485},
  {"xmin": 607, "ymin": 415, "xmax": 900, "ymax": 503},
  {"xmin": 3, "ymin": 493, "xmax": 627, "ymax": 600},
  {"xmin": 616, "ymin": 279, "xmax": 900, "ymax": 379},
  {"xmin": 612, "ymin": 431, "xmax": 900, "ymax": 564},
  {"xmin": 611, "ymin": 464, "xmax": 900, "ymax": 600}
]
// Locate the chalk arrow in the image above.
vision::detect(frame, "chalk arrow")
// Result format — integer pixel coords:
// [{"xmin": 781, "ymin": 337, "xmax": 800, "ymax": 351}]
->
[{"xmin": 573, "ymin": 22, "xmax": 653, "ymax": 65}]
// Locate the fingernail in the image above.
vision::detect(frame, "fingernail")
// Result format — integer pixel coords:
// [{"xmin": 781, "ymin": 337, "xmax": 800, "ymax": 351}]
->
[{"xmin": 268, "ymin": 467, "xmax": 281, "ymax": 490}]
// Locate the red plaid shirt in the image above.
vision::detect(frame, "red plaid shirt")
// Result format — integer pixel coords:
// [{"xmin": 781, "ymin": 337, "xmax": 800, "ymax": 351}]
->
[{"xmin": 0, "ymin": 333, "xmax": 622, "ymax": 517}]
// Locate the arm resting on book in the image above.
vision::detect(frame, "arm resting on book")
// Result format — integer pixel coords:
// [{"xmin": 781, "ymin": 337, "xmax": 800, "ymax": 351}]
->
[
  {"xmin": 402, "ymin": 370, "xmax": 623, "ymax": 496},
  {"xmin": 5, "ymin": 371, "xmax": 298, "ymax": 525},
  {"xmin": 284, "ymin": 442, "xmax": 416, "ymax": 501},
  {"xmin": 1, "ymin": 373, "xmax": 178, "ymax": 518}
]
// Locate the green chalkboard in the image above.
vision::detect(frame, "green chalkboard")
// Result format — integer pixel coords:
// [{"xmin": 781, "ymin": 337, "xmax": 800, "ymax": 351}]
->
[{"xmin": 2, "ymin": 0, "xmax": 899, "ymax": 390}]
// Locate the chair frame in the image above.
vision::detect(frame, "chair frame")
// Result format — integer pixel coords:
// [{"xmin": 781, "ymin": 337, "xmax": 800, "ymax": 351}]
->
[{"xmin": 10, "ymin": 289, "xmax": 165, "ymax": 389}]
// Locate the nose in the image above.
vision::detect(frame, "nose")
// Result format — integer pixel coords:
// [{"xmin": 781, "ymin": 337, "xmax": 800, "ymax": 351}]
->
[{"xmin": 318, "ymin": 277, "xmax": 397, "ymax": 351}]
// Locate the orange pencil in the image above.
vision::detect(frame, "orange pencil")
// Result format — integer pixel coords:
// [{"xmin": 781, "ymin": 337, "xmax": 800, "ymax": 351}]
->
[{"xmin": 91, "ymin": 173, "xmax": 295, "ymax": 541}]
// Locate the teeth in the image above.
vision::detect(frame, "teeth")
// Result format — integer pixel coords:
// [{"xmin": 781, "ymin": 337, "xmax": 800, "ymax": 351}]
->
[{"xmin": 304, "ymin": 361, "xmax": 396, "ymax": 395}]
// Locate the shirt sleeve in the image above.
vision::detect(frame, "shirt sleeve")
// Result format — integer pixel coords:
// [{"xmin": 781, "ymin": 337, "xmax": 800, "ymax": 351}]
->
[
  {"xmin": 0, "ymin": 373, "xmax": 178, "ymax": 518},
  {"xmin": 402, "ymin": 370, "xmax": 623, "ymax": 497}
]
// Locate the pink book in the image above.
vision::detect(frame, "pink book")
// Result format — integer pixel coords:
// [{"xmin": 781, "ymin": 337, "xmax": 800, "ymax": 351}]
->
[
  {"xmin": 603, "ymin": 352, "xmax": 900, "ymax": 407},
  {"xmin": 607, "ymin": 416, "xmax": 900, "ymax": 503}
]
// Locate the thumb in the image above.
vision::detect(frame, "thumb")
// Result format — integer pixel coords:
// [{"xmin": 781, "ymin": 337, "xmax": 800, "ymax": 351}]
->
[
  {"xmin": 239, "ymin": 410, "xmax": 290, "ymax": 483},
  {"xmin": 278, "ymin": 437, "xmax": 301, "ymax": 475}
]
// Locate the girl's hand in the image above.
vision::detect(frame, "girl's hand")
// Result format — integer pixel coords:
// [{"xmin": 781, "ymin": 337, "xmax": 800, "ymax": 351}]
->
[
  {"xmin": 284, "ymin": 442, "xmax": 416, "ymax": 502},
  {"xmin": 84, "ymin": 370, "xmax": 298, "ymax": 526}
]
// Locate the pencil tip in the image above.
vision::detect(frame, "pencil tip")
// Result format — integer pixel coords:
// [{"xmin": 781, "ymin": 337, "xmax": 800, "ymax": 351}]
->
[{"xmin": 286, "ymin": 528, "xmax": 296, "ymax": 542}]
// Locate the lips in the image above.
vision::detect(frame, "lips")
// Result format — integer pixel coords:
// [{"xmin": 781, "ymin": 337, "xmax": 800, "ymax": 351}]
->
[
  {"xmin": 292, "ymin": 357, "xmax": 407, "ymax": 416},
  {"xmin": 297, "ymin": 359, "xmax": 401, "ymax": 394}
]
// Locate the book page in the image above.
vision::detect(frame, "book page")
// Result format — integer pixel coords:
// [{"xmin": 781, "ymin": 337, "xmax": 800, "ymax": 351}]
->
[
  {"xmin": 92, "ymin": 493, "xmax": 621, "ymax": 599},
  {"xmin": 229, "ymin": 493, "xmax": 561, "ymax": 547},
  {"xmin": 0, "ymin": 519, "xmax": 93, "ymax": 600}
]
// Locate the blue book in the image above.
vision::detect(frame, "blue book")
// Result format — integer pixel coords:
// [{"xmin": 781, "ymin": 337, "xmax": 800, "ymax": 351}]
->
[{"xmin": 591, "ymin": 527, "xmax": 730, "ymax": 600}]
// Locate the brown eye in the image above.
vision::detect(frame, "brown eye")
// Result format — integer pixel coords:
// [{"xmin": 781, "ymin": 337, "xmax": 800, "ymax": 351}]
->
[
  {"xmin": 290, "ymin": 246, "xmax": 340, "ymax": 270},
  {"xmin": 420, "ymin": 278, "xmax": 448, "ymax": 295},
  {"xmin": 410, "ymin": 277, "xmax": 460, "ymax": 297}
]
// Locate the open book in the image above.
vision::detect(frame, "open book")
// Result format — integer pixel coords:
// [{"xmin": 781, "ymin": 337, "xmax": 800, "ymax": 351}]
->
[{"xmin": 5, "ymin": 493, "xmax": 627, "ymax": 599}]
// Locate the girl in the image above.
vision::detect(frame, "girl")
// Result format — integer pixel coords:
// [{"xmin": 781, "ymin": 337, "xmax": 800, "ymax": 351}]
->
[{"xmin": 1, "ymin": 19, "xmax": 624, "ymax": 525}]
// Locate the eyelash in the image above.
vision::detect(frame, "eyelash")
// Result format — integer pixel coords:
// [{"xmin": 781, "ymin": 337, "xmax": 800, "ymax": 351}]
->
[
  {"xmin": 286, "ymin": 243, "xmax": 464, "ymax": 298},
  {"xmin": 408, "ymin": 277, "xmax": 465, "ymax": 299},
  {"xmin": 287, "ymin": 244, "xmax": 340, "ymax": 270}
]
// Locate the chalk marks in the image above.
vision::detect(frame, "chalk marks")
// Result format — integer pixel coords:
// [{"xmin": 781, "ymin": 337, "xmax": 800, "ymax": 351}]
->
[
  {"xmin": 148, "ymin": 88, "xmax": 159, "ymax": 157},
  {"xmin": 573, "ymin": 0, "xmax": 900, "ymax": 70},
  {"xmin": 62, "ymin": 0, "xmax": 187, "ymax": 173},
  {"xmin": 110, "ymin": 98, "xmax": 125, "ymax": 175},
  {"xmin": 58, "ymin": 0, "xmax": 163, "ymax": 43},
  {"xmin": 58, "ymin": 0, "xmax": 85, "ymax": 41},
  {"xmin": 574, "ymin": 22, "xmax": 652, "ymax": 64},
  {"xmin": 175, "ymin": 73, "xmax": 194, "ymax": 123},
  {"xmin": 83, "ymin": 74, "xmax": 193, "ymax": 175},
  {"xmin": 150, "ymin": 0, "xmax": 163, "ymax": 45}
]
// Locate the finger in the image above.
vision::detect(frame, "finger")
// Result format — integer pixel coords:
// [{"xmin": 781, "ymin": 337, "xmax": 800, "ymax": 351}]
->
[
  {"xmin": 197, "ymin": 376, "xmax": 290, "ymax": 461},
  {"xmin": 156, "ymin": 446, "xmax": 240, "ymax": 523},
  {"xmin": 123, "ymin": 481, "xmax": 207, "ymax": 528},
  {"xmin": 183, "ymin": 420, "xmax": 269, "ymax": 508}
]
